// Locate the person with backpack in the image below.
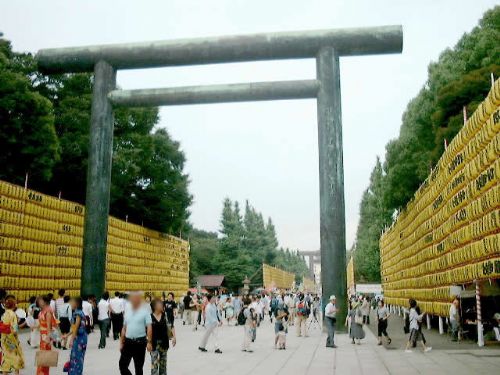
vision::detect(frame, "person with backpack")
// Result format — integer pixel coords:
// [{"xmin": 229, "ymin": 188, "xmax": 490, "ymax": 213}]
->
[
  {"xmin": 274, "ymin": 302, "xmax": 289, "ymax": 348},
  {"xmin": 295, "ymin": 294, "xmax": 309, "ymax": 337},
  {"xmin": 240, "ymin": 298, "xmax": 255, "ymax": 352}
]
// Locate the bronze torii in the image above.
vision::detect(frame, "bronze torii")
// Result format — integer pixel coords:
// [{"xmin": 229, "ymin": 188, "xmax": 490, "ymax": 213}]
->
[{"xmin": 37, "ymin": 25, "xmax": 403, "ymax": 323}]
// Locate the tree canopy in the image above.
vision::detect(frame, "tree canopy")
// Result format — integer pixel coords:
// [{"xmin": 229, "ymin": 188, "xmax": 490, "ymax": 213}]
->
[
  {"xmin": 353, "ymin": 6, "xmax": 500, "ymax": 282},
  {"xmin": 0, "ymin": 39, "xmax": 192, "ymax": 234}
]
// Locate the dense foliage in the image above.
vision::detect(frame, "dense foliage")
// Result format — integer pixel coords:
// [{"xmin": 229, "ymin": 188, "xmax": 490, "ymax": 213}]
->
[
  {"xmin": 0, "ymin": 40, "xmax": 192, "ymax": 234},
  {"xmin": 189, "ymin": 198, "xmax": 310, "ymax": 291},
  {"xmin": 353, "ymin": 7, "xmax": 500, "ymax": 282}
]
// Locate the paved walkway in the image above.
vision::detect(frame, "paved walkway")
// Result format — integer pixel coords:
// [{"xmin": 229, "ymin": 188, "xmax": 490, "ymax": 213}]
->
[{"xmin": 18, "ymin": 315, "xmax": 500, "ymax": 374}]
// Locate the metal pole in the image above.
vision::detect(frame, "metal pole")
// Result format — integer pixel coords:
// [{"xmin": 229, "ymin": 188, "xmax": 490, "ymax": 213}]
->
[
  {"xmin": 81, "ymin": 60, "xmax": 116, "ymax": 298},
  {"xmin": 316, "ymin": 47, "xmax": 347, "ymax": 328},
  {"xmin": 476, "ymin": 280, "xmax": 484, "ymax": 347}
]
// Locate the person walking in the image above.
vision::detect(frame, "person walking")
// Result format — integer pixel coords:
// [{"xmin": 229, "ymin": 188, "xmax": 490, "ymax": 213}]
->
[
  {"xmin": 82, "ymin": 297, "xmax": 93, "ymax": 334},
  {"xmin": 163, "ymin": 293, "xmax": 177, "ymax": 328},
  {"xmin": 119, "ymin": 292, "xmax": 153, "ymax": 375},
  {"xmin": 224, "ymin": 297, "xmax": 235, "ymax": 325},
  {"xmin": 97, "ymin": 292, "xmax": 110, "ymax": 349},
  {"xmin": 273, "ymin": 302, "xmax": 288, "ymax": 350},
  {"xmin": 241, "ymin": 298, "xmax": 255, "ymax": 353},
  {"xmin": 182, "ymin": 292, "xmax": 192, "ymax": 326},
  {"xmin": 233, "ymin": 295, "xmax": 242, "ymax": 326},
  {"xmin": 295, "ymin": 294, "xmax": 309, "ymax": 337},
  {"xmin": 449, "ymin": 297, "xmax": 460, "ymax": 342},
  {"xmin": 361, "ymin": 297, "xmax": 370, "ymax": 325},
  {"xmin": 0, "ymin": 295, "xmax": 25, "ymax": 375},
  {"xmin": 198, "ymin": 295, "xmax": 222, "ymax": 354},
  {"xmin": 37, "ymin": 295, "xmax": 55, "ymax": 375},
  {"xmin": 347, "ymin": 301, "xmax": 365, "ymax": 344},
  {"xmin": 27, "ymin": 296, "xmax": 40, "ymax": 348},
  {"xmin": 324, "ymin": 295, "xmax": 337, "ymax": 348},
  {"xmin": 150, "ymin": 298, "xmax": 176, "ymax": 375},
  {"xmin": 110, "ymin": 292, "xmax": 125, "ymax": 341},
  {"xmin": 405, "ymin": 299, "xmax": 432, "ymax": 353},
  {"xmin": 376, "ymin": 300, "xmax": 391, "ymax": 346},
  {"xmin": 67, "ymin": 297, "xmax": 88, "ymax": 375},
  {"xmin": 58, "ymin": 296, "xmax": 72, "ymax": 350}
]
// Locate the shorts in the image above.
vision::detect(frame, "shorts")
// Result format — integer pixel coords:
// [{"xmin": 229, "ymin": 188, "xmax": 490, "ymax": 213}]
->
[{"xmin": 377, "ymin": 319, "xmax": 388, "ymax": 337}]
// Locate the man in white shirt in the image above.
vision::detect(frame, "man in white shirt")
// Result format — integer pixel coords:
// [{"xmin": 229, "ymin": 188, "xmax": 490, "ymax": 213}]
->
[
  {"xmin": 324, "ymin": 295, "xmax": 337, "ymax": 348},
  {"xmin": 110, "ymin": 291, "xmax": 125, "ymax": 340},
  {"xmin": 97, "ymin": 291, "xmax": 111, "ymax": 349},
  {"xmin": 55, "ymin": 289, "xmax": 66, "ymax": 318},
  {"xmin": 82, "ymin": 296, "xmax": 93, "ymax": 332},
  {"xmin": 48, "ymin": 293, "xmax": 56, "ymax": 313}
]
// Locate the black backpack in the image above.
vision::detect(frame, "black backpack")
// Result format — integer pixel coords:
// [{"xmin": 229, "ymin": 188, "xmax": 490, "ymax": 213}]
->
[{"xmin": 237, "ymin": 308, "xmax": 247, "ymax": 326}]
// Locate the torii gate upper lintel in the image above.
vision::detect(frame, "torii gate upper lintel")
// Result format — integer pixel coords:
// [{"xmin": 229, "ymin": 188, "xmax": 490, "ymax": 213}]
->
[{"xmin": 37, "ymin": 25, "xmax": 403, "ymax": 323}]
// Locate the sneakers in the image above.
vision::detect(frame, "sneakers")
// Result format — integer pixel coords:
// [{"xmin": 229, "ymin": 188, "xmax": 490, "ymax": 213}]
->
[
  {"xmin": 215, "ymin": 349, "xmax": 222, "ymax": 354},
  {"xmin": 377, "ymin": 342, "xmax": 382, "ymax": 346},
  {"xmin": 198, "ymin": 347, "xmax": 207, "ymax": 352},
  {"xmin": 405, "ymin": 349, "xmax": 412, "ymax": 353},
  {"xmin": 424, "ymin": 347, "xmax": 432, "ymax": 352}
]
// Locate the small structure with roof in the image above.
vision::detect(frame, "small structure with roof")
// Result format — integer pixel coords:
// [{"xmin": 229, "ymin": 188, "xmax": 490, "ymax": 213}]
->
[{"xmin": 196, "ymin": 275, "xmax": 226, "ymax": 294}]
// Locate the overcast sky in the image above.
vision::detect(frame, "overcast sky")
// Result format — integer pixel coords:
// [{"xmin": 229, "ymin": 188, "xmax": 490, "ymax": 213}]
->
[{"xmin": 1, "ymin": 0, "xmax": 497, "ymax": 251}]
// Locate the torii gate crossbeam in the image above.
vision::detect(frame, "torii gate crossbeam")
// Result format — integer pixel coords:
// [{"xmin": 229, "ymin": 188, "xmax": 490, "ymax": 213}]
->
[{"xmin": 37, "ymin": 25, "xmax": 403, "ymax": 325}]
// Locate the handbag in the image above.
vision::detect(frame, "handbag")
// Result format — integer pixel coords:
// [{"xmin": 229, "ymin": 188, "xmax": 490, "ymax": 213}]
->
[
  {"xmin": 35, "ymin": 350, "xmax": 59, "ymax": 367},
  {"xmin": 354, "ymin": 312, "xmax": 363, "ymax": 325}
]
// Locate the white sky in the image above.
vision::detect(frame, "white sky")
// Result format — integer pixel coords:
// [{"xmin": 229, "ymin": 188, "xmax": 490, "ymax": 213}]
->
[{"xmin": 1, "ymin": 0, "xmax": 497, "ymax": 251}]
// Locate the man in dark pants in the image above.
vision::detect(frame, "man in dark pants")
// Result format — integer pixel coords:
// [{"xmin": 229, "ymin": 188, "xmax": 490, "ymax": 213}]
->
[
  {"xmin": 110, "ymin": 291, "xmax": 125, "ymax": 340},
  {"xmin": 324, "ymin": 295, "xmax": 337, "ymax": 348},
  {"xmin": 97, "ymin": 291, "xmax": 111, "ymax": 349},
  {"xmin": 119, "ymin": 292, "xmax": 152, "ymax": 375}
]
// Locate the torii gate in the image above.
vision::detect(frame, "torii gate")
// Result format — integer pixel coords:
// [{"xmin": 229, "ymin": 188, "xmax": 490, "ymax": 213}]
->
[{"xmin": 37, "ymin": 25, "xmax": 403, "ymax": 323}]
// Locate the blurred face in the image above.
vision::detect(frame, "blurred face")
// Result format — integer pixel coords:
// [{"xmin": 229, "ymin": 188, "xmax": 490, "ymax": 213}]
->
[
  {"xmin": 38, "ymin": 297, "xmax": 45, "ymax": 308},
  {"xmin": 5, "ymin": 297, "xmax": 16, "ymax": 310},
  {"xmin": 378, "ymin": 301, "xmax": 383, "ymax": 307},
  {"xmin": 167, "ymin": 294, "xmax": 173, "ymax": 301},
  {"xmin": 153, "ymin": 300, "xmax": 163, "ymax": 313},
  {"xmin": 70, "ymin": 299, "xmax": 77, "ymax": 310},
  {"xmin": 130, "ymin": 294, "xmax": 142, "ymax": 308}
]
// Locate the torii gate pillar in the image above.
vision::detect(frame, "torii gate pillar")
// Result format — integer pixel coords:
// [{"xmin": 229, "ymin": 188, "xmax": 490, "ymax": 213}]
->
[{"xmin": 317, "ymin": 47, "xmax": 347, "ymax": 323}]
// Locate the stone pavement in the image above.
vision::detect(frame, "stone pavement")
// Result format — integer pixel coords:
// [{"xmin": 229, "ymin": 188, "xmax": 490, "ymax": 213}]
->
[{"xmin": 18, "ymin": 315, "xmax": 500, "ymax": 374}]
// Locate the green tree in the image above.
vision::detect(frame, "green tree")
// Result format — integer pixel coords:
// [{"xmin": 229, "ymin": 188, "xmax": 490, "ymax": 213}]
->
[
  {"xmin": 3, "ymin": 48, "xmax": 192, "ymax": 234},
  {"xmin": 188, "ymin": 229, "xmax": 220, "ymax": 284},
  {"xmin": 0, "ymin": 39, "xmax": 59, "ymax": 186},
  {"xmin": 353, "ymin": 6, "xmax": 500, "ymax": 282}
]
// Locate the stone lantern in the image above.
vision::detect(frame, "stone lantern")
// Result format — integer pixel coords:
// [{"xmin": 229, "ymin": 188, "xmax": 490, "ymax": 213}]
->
[{"xmin": 242, "ymin": 276, "xmax": 250, "ymax": 295}]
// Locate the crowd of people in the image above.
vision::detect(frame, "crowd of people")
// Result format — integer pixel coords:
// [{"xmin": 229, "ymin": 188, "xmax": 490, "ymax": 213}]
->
[
  {"xmin": 0, "ymin": 288, "xmax": 178, "ymax": 375},
  {"xmin": 9, "ymin": 285, "xmax": 500, "ymax": 374}
]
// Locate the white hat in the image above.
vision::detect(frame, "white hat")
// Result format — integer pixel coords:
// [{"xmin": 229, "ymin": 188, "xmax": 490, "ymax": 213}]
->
[{"xmin": 329, "ymin": 295, "xmax": 336, "ymax": 300}]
